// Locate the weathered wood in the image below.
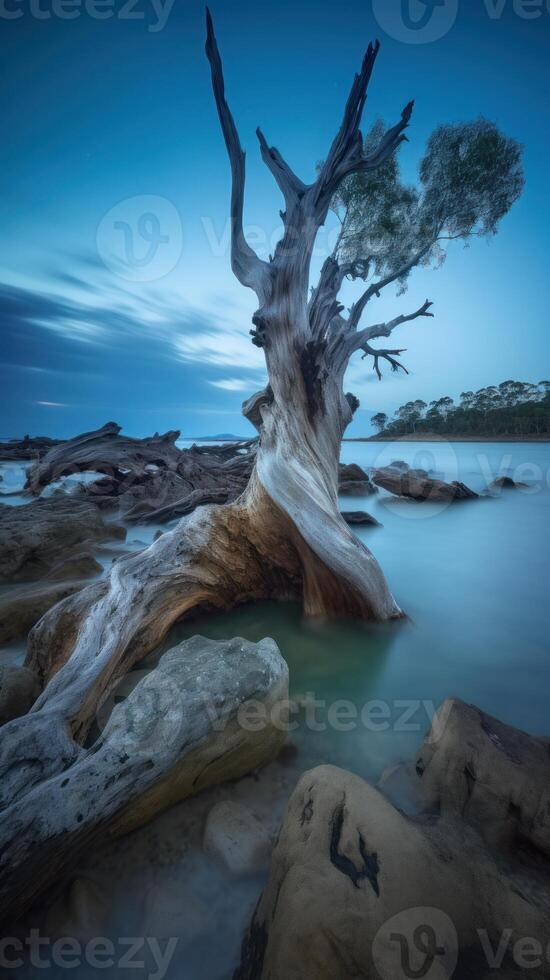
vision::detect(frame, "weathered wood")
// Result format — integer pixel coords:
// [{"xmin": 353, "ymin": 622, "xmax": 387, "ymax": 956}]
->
[
  {"xmin": 0, "ymin": 14, "xmax": 421, "ymax": 917},
  {"xmin": 25, "ymin": 422, "xmax": 182, "ymax": 494}
]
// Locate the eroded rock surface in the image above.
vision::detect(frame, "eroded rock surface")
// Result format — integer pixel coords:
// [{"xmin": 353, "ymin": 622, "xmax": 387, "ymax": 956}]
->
[{"xmin": 236, "ymin": 702, "xmax": 550, "ymax": 980}]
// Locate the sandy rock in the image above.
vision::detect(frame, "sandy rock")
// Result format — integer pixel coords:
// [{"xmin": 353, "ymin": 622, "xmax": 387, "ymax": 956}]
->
[
  {"xmin": 203, "ymin": 801, "xmax": 271, "ymax": 877},
  {"xmin": 415, "ymin": 697, "xmax": 550, "ymax": 857},
  {"xmin": 0, "ymin": 664, "xmax": 40, "ymax": 725},
  {"xmin": 237, "ymin": 699, "xmax": 550, "ymax": 980}
]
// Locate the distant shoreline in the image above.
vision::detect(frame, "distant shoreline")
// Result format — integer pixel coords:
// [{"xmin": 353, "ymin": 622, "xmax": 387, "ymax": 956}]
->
[{"xmin": 345, "ymin": 434, "xmax": 550, "ymax": 443}]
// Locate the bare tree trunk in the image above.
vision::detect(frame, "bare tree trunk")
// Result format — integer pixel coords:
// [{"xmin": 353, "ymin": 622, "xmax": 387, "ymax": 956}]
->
[{"xmin": 0, "ymin": 12, "xmax": 421, "ymax": 916}]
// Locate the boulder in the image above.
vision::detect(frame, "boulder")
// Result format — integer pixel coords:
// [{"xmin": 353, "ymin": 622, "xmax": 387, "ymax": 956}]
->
[
  {"xmin": 0, "ymin": 496, "xmax": 125, "ymax": 583},
  {"xmin": 236, "ymin": 703, "xmax": 550, "ymax": 979},
  {"xmin": 489, "ymin": 476, "xmax": 528, "ymax": 490},
  {"xmin": 338, "ymin": 463, "xmax": 377, "ymax": 496},
  {"xmin": 0, "ymin": 580, "xmax": 87, "ymax": 644},
  {"xmin": 0, "ymin": 665, "xmax": 41, "ymax": 725},
  {"xmin": 203, "ymin": 801, "xmax": 271, "ymax": 877},
  {"xmin": 414, "ymin": 697, "xmax": 550, "ymax": 857},
  {"xmin": 0, "ymin": 635, "xmax": 289, "ymax": 924},
  {"xmin": 372, "ymin": 466, "xmax": 478, "ymax": 501},
  {"xmin": 341, "ymin": 510, "xmax": 381, "ymax": 527}
]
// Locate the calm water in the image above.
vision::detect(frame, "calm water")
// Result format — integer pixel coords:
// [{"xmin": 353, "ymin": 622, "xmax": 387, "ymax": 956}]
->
[
  {"xmin": 153, "ymin": 439, "xmax": 550, "ymax": 782},
  {"xmin": 1, "ymin": 440, "xmax": 549, "ymax": 772},
  {"xmin": 2, "ymin": 441, "xmax": 549, "ymax": 979}
]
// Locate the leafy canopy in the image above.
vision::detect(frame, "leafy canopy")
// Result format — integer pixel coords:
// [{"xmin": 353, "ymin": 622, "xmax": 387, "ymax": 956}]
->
[{"xmin": 330, "ymin": 118, "xmax": 524, "ymax": 293}]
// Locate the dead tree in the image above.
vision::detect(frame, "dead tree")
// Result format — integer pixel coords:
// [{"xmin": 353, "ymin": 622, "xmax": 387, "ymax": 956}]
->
[{"xmin": 0, "ymin": 14, "xmax": 430, "ymax": 914}]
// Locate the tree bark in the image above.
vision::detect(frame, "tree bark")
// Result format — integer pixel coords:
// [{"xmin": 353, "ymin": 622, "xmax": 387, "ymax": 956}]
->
[{"xmin": 0, "ymin": 12, "xmax": 414, "ymax": 918}]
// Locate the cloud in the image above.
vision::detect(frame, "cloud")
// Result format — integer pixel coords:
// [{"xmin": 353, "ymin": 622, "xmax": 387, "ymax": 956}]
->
[
  {"xmin": 208, "ymin": 377, "xmax": 258, "ymax": 391},
  {"xmin": 174, "ymin": 328, "xmax": 265, "ymax": 370},
  {"xmin": 35, "ymin": 401, "xmax": 69, "ymax": 407}
]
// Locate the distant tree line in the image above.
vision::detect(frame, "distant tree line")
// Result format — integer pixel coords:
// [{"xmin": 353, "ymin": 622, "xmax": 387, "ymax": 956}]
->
[{"xmin": 371, "ymin": 381, "xmax": 550, "ymax": 437}]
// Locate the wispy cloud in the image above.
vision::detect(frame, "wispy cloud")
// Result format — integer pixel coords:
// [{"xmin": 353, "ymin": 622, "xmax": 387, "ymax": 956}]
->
[
  {"xmin": 35, "ymin": 400, "xmax": 69, "ymax": 407},
  {"xmin": 208, "ymin": 377, "xmax": 257, "ymax": 391}
]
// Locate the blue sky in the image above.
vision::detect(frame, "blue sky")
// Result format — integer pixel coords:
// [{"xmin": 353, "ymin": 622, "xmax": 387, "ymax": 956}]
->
[{"xmin": 1, "ymin": 0, "xmax": 549, "ymax": 438}]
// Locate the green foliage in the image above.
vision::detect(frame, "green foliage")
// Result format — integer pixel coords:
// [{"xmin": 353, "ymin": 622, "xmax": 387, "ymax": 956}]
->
[
  {"xmin": 331, "ymin": 118, "xmax": 524, "ymax": 294},
  {"xmin": 377, "ymin": 382, "xmax": 550, "ymax": 437}
]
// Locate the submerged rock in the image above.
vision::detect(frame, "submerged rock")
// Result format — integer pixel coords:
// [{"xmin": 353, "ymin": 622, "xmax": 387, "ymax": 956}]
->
[
  {"xmin": 203, "ymin": 800, "xmax": 271, "ymax": 877},
  {"xmin": 43, "ymin": 877, "xmax": 109, "ymax": 942},
  {"xmin": 236, "ymin": 700, "xmax": 550, "ymax": 980},
  {"xmin": 338, "ymin": 463, "xmax": 377, "ymax": 495},
  {"xmin": 341, "ymin": 510, "xmax": 381, "ymax": 527},
  {"xmin": 372, "ymin": 466, "xmax": 478, "ymax": 501},
  {"xmin": 489, "ymin": 476, "xmax": 528, "ymax": 490},
  {"xmin": 0, "ymin": 664, "xmax": 40, "ymax": 725}
]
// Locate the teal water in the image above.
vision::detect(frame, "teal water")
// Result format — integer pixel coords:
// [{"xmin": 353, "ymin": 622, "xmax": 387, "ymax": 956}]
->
[{"xmin": 160, "ymin": 440, "xmax": 550, "ymax": 782}]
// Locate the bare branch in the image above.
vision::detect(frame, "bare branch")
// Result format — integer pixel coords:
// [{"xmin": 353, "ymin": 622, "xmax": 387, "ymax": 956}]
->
[
  {"xmin": 346, "ymin": 299, "xmax": 433, "ymax": 360},
  {"xmin": 205, "ymin": 9, "xmax": 271, "ymax": 300},
  {"xmin": 347, "ymin": 243, "xmax": 433, "ymax": 331},
  {"xmin": 313, "ymin": 40, "xmax": 414, "ymax": 218},
  {"xmin": 361, "ymin": 343, "xmax": 409, "ymax": 380},
  {"xmin": 256, "ymin": 128, "xmax": 308, "ymax": 207}
]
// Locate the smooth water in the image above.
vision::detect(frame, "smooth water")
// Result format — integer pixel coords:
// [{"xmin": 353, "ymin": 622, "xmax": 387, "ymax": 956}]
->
[
  {"xmin": 2, "ymin": 441, "xmax": 549, "ymax": 980},
  {"xmin": 164, "ymin": 440, "xmax": 550, "ymax": 781}
]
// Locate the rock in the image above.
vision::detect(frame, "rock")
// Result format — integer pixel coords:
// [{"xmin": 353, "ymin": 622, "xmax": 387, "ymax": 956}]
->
[
  {"xmin": 338, "ymin": 463, "xmax": 377, "ymax": 495},
  {"xmin": 388, "ymin": 459, "xmax": 409, "ymax": 472},
  {"xmin": 203, "ymin": 801, "xmax": 271, "ymax": 877},
  {"xmin": 0, "ymin": 580, "xmax": 86, "ymax": 643},
  {"xmin": 43, "ymin": 877, "xmax": 109, "ymax": 942},
  {"xmin": 341, "ymin": 510, "xmax": 381, "ymax": 527},
  {"xmin": 414, "ymin": 697, "xmax": 550, "ymax": 857},
  {"xmin": 0, "ymin": 635, "xmax": 289, "ymax": 923},
  {"xmin": 0, "ymin": 435, "xmax": 63, "ymax": 461},
  {"xmin": 236, "ymin": 702, "xmax": 550, "ymax": 979},
  {"xmin": 489, "ymin": 476, "xmax": 528, "ymax": 490},
  {"xmin": 372, "ymin": 466, "xmax": 478, "ymax": 501},
  {"xmin": 0, "ymin": 496, "xmax": 125, "ymax": 583},
  {"xmin": 0, "ymin": 665, "xmax": 40, "ymax": 725}
]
